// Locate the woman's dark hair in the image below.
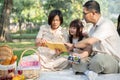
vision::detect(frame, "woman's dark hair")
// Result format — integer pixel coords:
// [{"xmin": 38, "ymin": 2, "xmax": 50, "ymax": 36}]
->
[
  {"xmin": 69, "ymin": 19, "xmax": 84, "ymax": 43},
  {"xmin": 48, "ymin": 9, "xmax": 63, "ymax": 25},
  {"xmin": 83, "ymin": 0, "xmax": 100, "ymax": 13},
  {"xmin": 117, "ymin": 14, "xmax": 120, "ymax": 36}
]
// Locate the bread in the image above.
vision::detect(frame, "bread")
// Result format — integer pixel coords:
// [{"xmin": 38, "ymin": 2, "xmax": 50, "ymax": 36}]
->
[{"xmin": 0, "ymin": 45, "xmax": 13, "ymax": 65}]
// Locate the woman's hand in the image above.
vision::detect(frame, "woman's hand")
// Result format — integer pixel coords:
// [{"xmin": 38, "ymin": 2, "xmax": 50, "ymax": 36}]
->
[
  {"xmin": 55, "ymin": 48, "xmax": 62, "ymax": 56},
  {"xmin": 35, "ymin": 38, "xmax": 47, "ymax": 47}
]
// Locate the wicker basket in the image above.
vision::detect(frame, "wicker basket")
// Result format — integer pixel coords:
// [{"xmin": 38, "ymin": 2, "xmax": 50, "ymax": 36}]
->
[
  {"xmin": 0, "ymin": 62, "xmax": 16, "ymax": 79},
  {"xmin": 0, "ymin": 45, "xmax": 16, "ymax": 79},
  {"xmin": 17, "ymin": 48, "xmax": 41, "ymax": 79}
]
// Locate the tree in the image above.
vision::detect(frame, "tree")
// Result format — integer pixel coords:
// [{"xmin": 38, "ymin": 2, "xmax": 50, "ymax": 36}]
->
[
  {"xmin": 42, "ymin": 0, "xmax": 84, "ymax": 27},
  {"xmin": 0, "ymin": 0, "xmax": 13, "ymax": 41}
]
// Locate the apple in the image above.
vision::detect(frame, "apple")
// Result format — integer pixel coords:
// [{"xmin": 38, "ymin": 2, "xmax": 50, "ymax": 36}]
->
[{"xmin": 17, "ymin": 70, "xmax": 23, "ymax": 75}]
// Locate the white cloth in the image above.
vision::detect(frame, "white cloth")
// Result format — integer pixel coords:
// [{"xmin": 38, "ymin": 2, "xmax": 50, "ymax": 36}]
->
[
  {"xmin": 36, "ymin": 24, "xmax": 68, "ymax": 42},
  {"xmin": 89, "ymin": 16, "xmax": 120, "ymax": 60}
]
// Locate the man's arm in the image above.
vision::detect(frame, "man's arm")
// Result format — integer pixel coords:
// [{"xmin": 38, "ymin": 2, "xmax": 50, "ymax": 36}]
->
[
  {"xmin": 73, "ymin": 45, "xmax": 92, "ymax": 59},
  {"xmin": 65, "ymin": 37, "xmax": 99, "ymax": 51},
  {"xmin": 75, "ymin": 37, "xmax": 99, "ymax": 48}
]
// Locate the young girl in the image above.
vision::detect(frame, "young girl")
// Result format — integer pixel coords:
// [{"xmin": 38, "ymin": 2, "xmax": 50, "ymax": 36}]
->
[
  {"xmin": 68, "ymin": 19, "xmax": 84, "ymax": 52},
  {"xmin": 68, "ymin": 19, "xmax": 92, "ymax": 74}
]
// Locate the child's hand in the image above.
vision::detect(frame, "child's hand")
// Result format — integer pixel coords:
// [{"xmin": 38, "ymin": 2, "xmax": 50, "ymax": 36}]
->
[
  {"xmin": 64, "ymin": 43, "xmax": 74, "ymax": 51},
  {"xmin": 72, "ymin": 53, "xmax": 80, "ymax": 57}
]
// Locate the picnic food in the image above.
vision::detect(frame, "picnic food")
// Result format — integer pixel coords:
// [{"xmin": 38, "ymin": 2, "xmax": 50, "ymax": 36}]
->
[
  {"xmin": 1, "ymin": 55, "xmax": 17, "ymax": 65},
  {"xmin": 12, "ymin": 74, "xmax": 25, "ymax": 80},
  {"xmin": 10, "ymin": 55, "xmax": 18, "ymax": 64},
  {"xmin": 0, "ymin": 45, "xmax": 17, "ymax": 65},
  {"xmin": 0, "ymin": 45, "xmax": 18, "ymax": 80},
  {"xmin": 0, "ymin": 45, "xmax": 14, "ymax": 65}
]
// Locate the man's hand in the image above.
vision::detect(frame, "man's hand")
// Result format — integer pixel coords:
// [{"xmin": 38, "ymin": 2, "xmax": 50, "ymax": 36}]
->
[{"xmin": 64, "ymin": 43, "xmax": 74, "ymax": 51}]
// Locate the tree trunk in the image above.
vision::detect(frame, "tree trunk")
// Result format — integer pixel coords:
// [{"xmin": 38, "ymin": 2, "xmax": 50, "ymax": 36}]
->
[{"xmin": 0, "ymin": 0, "xmax": 13, "ymax": 42}]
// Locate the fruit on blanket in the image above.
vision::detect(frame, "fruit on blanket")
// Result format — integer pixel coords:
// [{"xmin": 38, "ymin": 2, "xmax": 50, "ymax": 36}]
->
[
  {"xmin": 8, "ymin": 69, "xmax": 15, "ymax": 73},
  {"xmin": 12, "ymin": 74, "xmax": 25, "ymax": 80},
  {"xmin": 17, "ymin": 70, "xmax": 23, "ymax": 75}
]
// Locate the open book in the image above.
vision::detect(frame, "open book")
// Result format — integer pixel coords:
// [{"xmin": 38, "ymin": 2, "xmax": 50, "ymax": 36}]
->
[{"xmin": 45, "ymin": 41, "xmax": 67, "ymax": 52}]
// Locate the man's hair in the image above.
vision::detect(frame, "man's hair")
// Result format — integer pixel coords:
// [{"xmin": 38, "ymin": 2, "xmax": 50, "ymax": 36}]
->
[
  {"xmin": 83, "ymin": 0, "xmax": 100, "ymax": 13},
  {"xmin": 48, "ymin": 9, "xmax": 63, "ymax": 25}
]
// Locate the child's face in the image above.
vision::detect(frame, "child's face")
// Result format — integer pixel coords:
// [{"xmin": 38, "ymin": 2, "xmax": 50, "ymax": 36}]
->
[{"xmin": 69, "ymin": 27, "xmax": 77, "ymax": 36}]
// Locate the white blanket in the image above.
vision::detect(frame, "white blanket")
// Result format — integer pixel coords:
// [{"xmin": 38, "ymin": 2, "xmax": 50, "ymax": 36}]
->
[{"xmin": 39, "ymin": 69, "xmax": 120, "ymax": 80}]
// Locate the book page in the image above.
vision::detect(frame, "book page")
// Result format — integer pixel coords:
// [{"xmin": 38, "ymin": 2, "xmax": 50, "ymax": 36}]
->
[{"xmin": 45, "ymin": 41, "xmax": 67, "ymax": 52}]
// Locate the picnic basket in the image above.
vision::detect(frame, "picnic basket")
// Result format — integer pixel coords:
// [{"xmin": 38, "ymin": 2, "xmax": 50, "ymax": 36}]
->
[
  {"xmin": 0, "ymin": 45, "xmax": 16, "ymax": 79},
  {"xmin": 17, "ymin": 48, "xmax": 41, "ymax": 79}
]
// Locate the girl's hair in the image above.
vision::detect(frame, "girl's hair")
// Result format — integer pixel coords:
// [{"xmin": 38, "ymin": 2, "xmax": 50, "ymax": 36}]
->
[
  {"xmin": 48, "ymin": 9, "xmax": 63, "ymax": 25},
  {"xmin": 69, "ymin": 19, "xmax": 84, "ymax": 43}
]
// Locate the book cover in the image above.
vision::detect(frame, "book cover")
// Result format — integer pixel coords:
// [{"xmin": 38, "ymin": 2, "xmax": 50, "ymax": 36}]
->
[{"xmin": 45, "ymin": 41, "xmax": 67, "ymax": 52}]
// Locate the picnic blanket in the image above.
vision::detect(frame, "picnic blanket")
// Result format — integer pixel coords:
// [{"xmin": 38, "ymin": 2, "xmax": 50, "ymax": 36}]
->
[{"xmin": 39, "ymin": 69, "xmax": 120, "ymax": 80}]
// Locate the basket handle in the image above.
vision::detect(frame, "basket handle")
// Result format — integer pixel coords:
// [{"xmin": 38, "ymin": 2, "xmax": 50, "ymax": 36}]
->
[{"xmin": 19, "ymin": 48, "xmax": 40, "ymax": 65}]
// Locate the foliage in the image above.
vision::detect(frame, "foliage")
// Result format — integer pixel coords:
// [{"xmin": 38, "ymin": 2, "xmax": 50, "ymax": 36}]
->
[
  {"xmin": 12, "ymin": 0, "xmax": 46, "ymax": 24},
  {"xmin": 42, "ymin": 0, "xmax": 84, "ymax": 27},
  {"xmin": 0, "ymin": 0, "xmax": 119, "ymax": 42}
]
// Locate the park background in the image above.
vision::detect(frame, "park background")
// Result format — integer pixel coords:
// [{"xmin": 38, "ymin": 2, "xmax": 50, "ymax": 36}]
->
[{"xmin": 0, "ymin": 0, "xmax": 120, "ymax": 61}]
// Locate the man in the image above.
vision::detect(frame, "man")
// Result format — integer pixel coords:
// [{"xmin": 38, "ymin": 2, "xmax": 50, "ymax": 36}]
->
[{"xmin": 65, "ymin": 1, "xmax": 120, "ymax": 80}]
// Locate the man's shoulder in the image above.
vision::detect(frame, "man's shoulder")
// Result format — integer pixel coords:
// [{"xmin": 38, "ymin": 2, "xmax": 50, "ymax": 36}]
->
[{"xmin": 98, "ymin": 16, "xmax": 114, "ymax": 27}]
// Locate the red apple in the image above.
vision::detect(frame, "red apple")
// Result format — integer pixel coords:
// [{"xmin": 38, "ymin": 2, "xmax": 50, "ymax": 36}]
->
[{"xmin": 17, "ymin": 70, "xmax": 23, "ymax": 75}]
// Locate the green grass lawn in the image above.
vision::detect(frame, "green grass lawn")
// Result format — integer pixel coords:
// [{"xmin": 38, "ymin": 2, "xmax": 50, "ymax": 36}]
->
[{"xmin": 11, "ymin": 33, "xmax": 37, "ymax": 39}]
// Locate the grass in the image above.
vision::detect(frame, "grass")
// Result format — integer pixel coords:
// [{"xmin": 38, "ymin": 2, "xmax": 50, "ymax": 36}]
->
[
  {"xmin": 0, "ymin": 41, "xmax": 35, "ymax": 49},
  {"xmin": 11, "ymin": 33, "xmax": 37, "ymax": 39}
]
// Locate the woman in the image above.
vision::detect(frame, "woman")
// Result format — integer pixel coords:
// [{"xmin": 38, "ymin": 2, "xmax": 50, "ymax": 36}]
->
[{"xmin": 35, "ymin": 9, "xmax": 69, "ymax": 71}]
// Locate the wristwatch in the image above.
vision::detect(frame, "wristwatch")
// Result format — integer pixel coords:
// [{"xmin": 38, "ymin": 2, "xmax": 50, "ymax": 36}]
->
[{"xmin": 73, "ymin": 43, "xmax": 77, "ymax": 48}]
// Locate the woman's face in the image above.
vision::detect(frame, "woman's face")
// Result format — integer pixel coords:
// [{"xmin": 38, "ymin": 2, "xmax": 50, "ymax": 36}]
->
[
  {"xmin": 69, "ymin": 27, "xmax": 77, "ymax": 36},
  {"xmin": 51, "ymin": 15, "xmax": 61, "ymax": 30}
]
